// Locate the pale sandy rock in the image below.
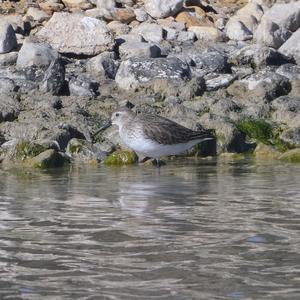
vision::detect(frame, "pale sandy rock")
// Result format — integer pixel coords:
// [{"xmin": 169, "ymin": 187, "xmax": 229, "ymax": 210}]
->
[
  {"xmin": 279, "ymin": 29, "xmax": 300, "ymax": 64},
  {"xmin": 39, "ymin": 0, "xmax": 65, "ymax": 14},
  {"xmin": 16, "ymin": 39, "xmax": 59, "ymax": 68},
  {"xmin": 134, "ymin": 7, "xmax": 149, "ymax": 22},
  {"xmin": 119, "ymin": 42, "xmax": 161, "ymax": 59},
  {"xmin": 254, "ymin": 19, "xmax": 292, "ymax": 49},
  {"xmin": 36, "ymin": 12, "xmax": 113, "ymax": 55},
  {"xmin": 0, "ymin": 22, "xmax": 17, "ymax": 54},
  {"xmin": 144, "ymin": 0, "xmax": 183, "ymax": 19},
  {"xmin": 177, "ymin": 31, "xmax": 196, "ymax": 42},
  {"xmin": 107, "ymin": 21, "xmax": 130, "ymax": 35},
  {"xmin": 261, "ymin": 2, "xmax": 300, "ymax": 31},
  {"xmin": 62, "ymin": 0, "xmax": 94, "ymax": 10},
  {"xmin": 236, "ymin": 2, "xmax": 264, "ymax": 21},
  {"xmin": 96, "ymin": 0, "xmax": 115, "ymax": 10},
  {"xmin": 189, "ymin": 26, "xmax": 225, "ymax": 42},
  {"xmin": 225, "ymin": 18, "xmax": 253, "ymax": 41},
  {"xmin": 26, "ymin": 7, "xmax": 50, "ymax": 23},
  {"xmin": 131, "ymin": 23, "xmax": 164, "ymax": 43}
]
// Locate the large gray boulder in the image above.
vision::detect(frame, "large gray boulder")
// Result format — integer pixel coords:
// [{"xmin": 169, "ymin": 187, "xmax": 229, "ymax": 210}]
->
[
  {"xmin": 144, "ymin": 0, "xmax": 183, "ymax": 19},
  {"xmin": 0, "ymin": 22, "xmax": 17, "ymax": 54},
  {"xmin": 279, "ymin": 29, "xmax": 300, "ymax": 65},
  {"xmin": 36, "ymin": 12, "xmax": 114, "ymax": 55},
  {"xmin": 130, "ymin": 23, "xmax": 164, "ymax": 43},
  {"xmin": 115, "ymin": 57, "xmax": 191, "ymax": 90},
  {"xmin": 16, "ymin": 40, "xmax": 59, "ymax": 68}
]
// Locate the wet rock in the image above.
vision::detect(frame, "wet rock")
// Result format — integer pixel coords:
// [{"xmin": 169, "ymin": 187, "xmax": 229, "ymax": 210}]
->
[
  {"xmin": 68, "ymin": 75, "xmax": 99, "ymax": 97},
  {"xmin": 189, "ymin": 26, "xmax": 225, "ymax": 42},
  {"xmin": 229, "ymin": 45, "xmax": 291, "ymax": 69},
  {"xmin": 0, "ymin": 22, "xmax": 17, "ymax": 54},
  {"xmin": 131, "ymin": 23, "xmax": 164, "ymax": 43},
  {"xmin": 119, "ymin": 41, "xmax": 161, "ymax": 59},
  {"xmin": 254, "ymin": 19, "xmax": 292, "ymax": 49},
  {"xmin": 279, "ymin": 148, "xmax": 300, "ymax": 163},
  {"xmin": 199, "ymin": 113, "xmax": 249, "ymax": 153},
  {"xmin": 227, "ymin": 70, "xmax": 291, "ymax": 102},
  {"xmin": 276, "ymin": 64, "xmax": 300, "ymax": 80},
  {"xmin": 260, "ymin": 2, "xmax": 300, "ymax": 32},
  {"xmin": 66, "ymin": 138, "xmax": 107, "ymax": 162},
  {"xmin": 36, "ymin": 12, "xmax": 114, "ymax": 55},
  {"xmin": 104, "ymin": 149, "xmax": 137, "ymax": 165},
  {"xmin": 16, "ymin": 40, "xmax": 59, "ymax": 68},
  {"xmin": 205, "ymin": 74, "xmax": 236, "ymax": 91},
  {"xmin": 86, "ymin": 51, "xmax": 118, "ymax": 79},
  {"xmin": 115, "ymin": 57, "xmax": 191, "ymax": 90},
  {"xmin": 279, "ymin": 29, "xmax": 300, "ymax": 65},
  {"xmin": 254, "ymin": 143, "xmax": 281, "ymax": 159},
  {"xmin": 30, "ymin": 149, "xmax": 69, "ymax": 168},
  {"xmin": 225, "ymin": 18, "xmax": 253, "ymax": 41},
  {"xmin": 144, "ymin": 0, "xmax": 183, "ymax": 19}
]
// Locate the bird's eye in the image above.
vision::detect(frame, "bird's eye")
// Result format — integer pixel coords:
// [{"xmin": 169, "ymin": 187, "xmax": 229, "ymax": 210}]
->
[{"xmin": 116, "ymin": 113, "xmax": 120, "ymax": 117}]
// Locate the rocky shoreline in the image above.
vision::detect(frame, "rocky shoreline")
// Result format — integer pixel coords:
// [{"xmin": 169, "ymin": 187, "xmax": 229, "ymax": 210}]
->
[{"xmin": 0, "ymin": 0, "xmax": 300, "ymax": 168}]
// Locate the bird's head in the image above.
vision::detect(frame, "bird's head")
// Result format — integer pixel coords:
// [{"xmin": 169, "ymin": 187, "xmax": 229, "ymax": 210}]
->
[{"xmin": 111, "ymin": 107, "xmax": 135, "ymax": 128}]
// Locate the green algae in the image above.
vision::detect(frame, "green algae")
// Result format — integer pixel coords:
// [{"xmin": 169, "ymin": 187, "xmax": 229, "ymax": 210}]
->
[
  {"xmin": 15, "ymin": 141, "xmax": 47, "ymax": 161},
  {"xmin": 104, "ymin": 150, "xmax": 137, "ymax": 165},
  {"xmin": 279, "ymin": 149, "xmax": 300, "ymax": 163}
]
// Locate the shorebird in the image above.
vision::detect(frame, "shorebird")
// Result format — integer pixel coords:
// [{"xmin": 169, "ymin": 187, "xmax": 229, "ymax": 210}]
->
[{"xmin": 102, "ymin": 107, "xmax": 214, "ymax": 167}]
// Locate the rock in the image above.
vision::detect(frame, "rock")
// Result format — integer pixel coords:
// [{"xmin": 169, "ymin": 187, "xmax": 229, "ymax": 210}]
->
[
  {"xmin": 104, "ymin": 149, "xmax": 137, "ymax": 165},
  {"xmin": 229, "ymin": 44, "xmax": 291, "ymax": 68},
  {"xmin": 188, "ymin": 26, "xmax": 225, "ymax": 42},
  {"xmin": 115, "ymin": 57, "xmax": 191, "ymax": 90},
  {"xmin": 1, "ymin": 15, "xmax": 27, "ymax": 34},
  {"xmin": 39, "ymin": 58, "xmax": 66, "ymax": 95},
  {"xmin": 225, "ymin": 18, "xmax": 253, "ymax": 41},
  {"xmin": 199, "ymin": 113, "xmax": 249, "ymax": 153},
  {"xmin": 16, "ymin": 40, "xmax": 59, "ymax": 68},
  {"xmin": 227, "ymin": 70, "xmax": 291, "ymax": 102},
  {"xmin": 30, "ymin": 149, "xmax": 69, "ymax": 168},
  {"xmin": 107, "ymin": 21, "xmax": 130, "ymax": 35},
  {"xmin": 209, "ymin": 98, "xmax": 241, "ymax": 116},
  {"xmin": 279, "ymin": 148, "xmax": 300, "ymax": 163},
  {"xmin": 261, "ymin": 2, "xmax": 300, "ymax": 32},
  {"xmin": 62, "ymin": 0, "xmax": 94, "ymax": 10},
  {"xmin": 0, "ymin": 52, "xmax": 18, "ymax": 66},
  {"xmin": 131, "ymin": 23, "xmax": 164, "ymax": 43},
  {"xmin": 0, "ymin": 96, "xmax": 20, "ymax": 122},
  {"xmin": 254, "ymin": 143, "xmax": 281, "ymax": 159},
  {"xmin": 68, "ymin": 75, "xmax": 99, "ymax": 97},
  {"xmin": 205, "ymin": 74, "xmax": 236, "ymax": 91},
  {"xmin": 66, "ymin": 138, "xmax": 107, "ymax": 162},
  {"xmin": 115, "ymin": 33, "xmax": 145, "ymax": 45},
  {"xmin": 271, "ymin": 104, "xmax": 300, "ymax": 128},
  {"xmin": 279, "ymin": 29, "xmax": 300, "ymax": 65},
  {"xmin": 113, "ymin": 8, "xmax": 136, "ymax": 24},
  {"xmin": 144, "ymin": 0, "xmax": 183, "ymax": 19},
  {"xmin": 0, "ymin": 22, "xmax": 17, "ymax": 54},
  {"xmin": 39, "ymin": 0, "xmax": 65, "ymax": 14},
  {"xmin": 119, "ymin": 41, "xmax": 161, "ymax": 59},
  {"xmin": 26, "ymin": 7, "xmax": 50, "ymax": 23},
  {"xmin": 0, "ymin": 78, "xmax": 18, "ymax": 96},
  {"xmin": 134, "ymin": 7, "xmax": 149, "ymax": 22},
  {"xmin": 177, "ymin": 31, "xmax": 196, "ymax": 42},
  {"xmin": 97, "ymin": 0, "xmax": 116, "ymax": 10},
  {"xmin": 176, "ymin": 11, "xmax": 211, "ymax": 28},
  {"xmin": 236, "ymin": 2, "xmax": 264, "ymax": 22},
  {"xmin": 86, "ymin": 51, "xmax": 118, "ymax": 79},
  {"xmin": 254, "ymin": 19, "xmax": 292, "ymax": 49},
  {"xmin": 36, "ymin": 12, "xmax": 114, "ymax": 55},
  {"xmin": 280, "ymin": 128, "xmax": 300, "ymax": 148},
  {"xmin": 276, "ymin": 64, "xmax": 300, "ymax": 80}
]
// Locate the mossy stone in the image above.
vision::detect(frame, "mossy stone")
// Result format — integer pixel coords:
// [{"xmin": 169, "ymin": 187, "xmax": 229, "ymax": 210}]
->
[
  {"xmin": 104, "ymin": 150, "xmax": 137, "ymax": 165},
  {"xmin": 29, "ymin": 149, "xmax": 69, "ymax": 169},
  {"xmin": 254, "ymin": 143, "xmax": 281, "ymax": 160},
  {"xmin": 15, "ymin": 141, "xmax": 47, "ymax": 161},
  {"xmin": 279, "ymin": 149, "xmax": 300, "ymax": 163}
]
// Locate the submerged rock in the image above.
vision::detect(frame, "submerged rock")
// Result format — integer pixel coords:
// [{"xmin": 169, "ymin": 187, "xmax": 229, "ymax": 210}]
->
[
  {"xmin": 279, "ymin": 148, "xmax": 300, "ymax": 163},
  {"xmin": 29, "ymin": 149, "xmax": 69, "ymax": 168},
  {"xmin": 104, "ymin": 149, "xmax": 137, "ymax": 165}
]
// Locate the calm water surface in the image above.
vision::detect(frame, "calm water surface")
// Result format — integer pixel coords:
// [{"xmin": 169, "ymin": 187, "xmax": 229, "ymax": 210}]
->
[{"xmin": 0, "ymin": 158, "xmax": 300, "ymax": 300}]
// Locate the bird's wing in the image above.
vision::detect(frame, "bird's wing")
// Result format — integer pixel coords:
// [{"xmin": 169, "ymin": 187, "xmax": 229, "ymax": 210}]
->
[{"xmin": 138, "ymin": 114, "xmax": 213, "ymax": 145}]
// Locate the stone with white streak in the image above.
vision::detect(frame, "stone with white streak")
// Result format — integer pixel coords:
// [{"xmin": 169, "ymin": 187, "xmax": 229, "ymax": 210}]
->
[
  {"xmin": 36, "ymin": 12, "xmax": 114, "ymax": 55},
  {"xmin": 144, "ymin": 0, "xmax": 183, "ymax": 19}
]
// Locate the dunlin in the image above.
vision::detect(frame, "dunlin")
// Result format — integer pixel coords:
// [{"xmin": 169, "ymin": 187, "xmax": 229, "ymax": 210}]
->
[{"xmin": 105, "ymin": 107, "xmax": 214, "ymax": 166}]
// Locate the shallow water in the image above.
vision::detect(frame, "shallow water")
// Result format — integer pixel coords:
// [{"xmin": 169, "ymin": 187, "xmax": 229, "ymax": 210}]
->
[{"xmin": 0, "ymin": 158, "xmax": 300, "ymax": 300}]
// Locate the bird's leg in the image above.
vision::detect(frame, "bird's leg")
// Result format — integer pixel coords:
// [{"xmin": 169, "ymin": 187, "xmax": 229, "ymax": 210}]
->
[{"xmin": 152, "ymin": 158, "xmax": 164, "ymax": 168}]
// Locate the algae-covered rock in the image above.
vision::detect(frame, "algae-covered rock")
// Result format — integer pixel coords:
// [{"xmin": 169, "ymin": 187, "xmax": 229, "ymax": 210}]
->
[
  {"xmin": 15, "ymin": 141, "xmax": 48, "ymax": 161},
  {"xmin": 236, "ymin": 119, "xmax": 273, "ymax": 144},
  {"xmin": 104, "ymin": 150, "xmax": 137, "ymax": 165},
  {"xmin": 279, "ymin": 149, "xmax": 300, "ymax": 163},
  {"xmin": 254, "ymin": 143, "xmax": 281, "ymax": 160},
  {"xmin": 29, "ymin": 149, "xmax": 69, "ymax": 168}
]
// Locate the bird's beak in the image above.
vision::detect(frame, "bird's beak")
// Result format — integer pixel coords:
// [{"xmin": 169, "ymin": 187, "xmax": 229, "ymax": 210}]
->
[{"xmin": 92, "ymin": 121, "xmax": 112, "ymax": 140}]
